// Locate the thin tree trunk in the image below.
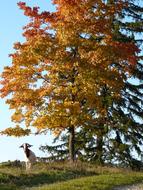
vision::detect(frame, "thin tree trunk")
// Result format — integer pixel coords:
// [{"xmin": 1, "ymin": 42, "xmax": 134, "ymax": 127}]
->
[
  {"xmin": 69, "ymin": 125, "xmax": 75, "ymax": 163},
  {"xmin": 96, "ymin": 135, "xmax": 104, "ymax": 165},
  {"xmin": 68, "ymin": 48, "xmax": 78, "ymax": 163}
]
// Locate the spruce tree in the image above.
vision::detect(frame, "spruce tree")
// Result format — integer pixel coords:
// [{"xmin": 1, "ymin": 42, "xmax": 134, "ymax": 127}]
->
[{"xmin": 82, "ymin": 0, "xmax": 143, "ymax": 166}]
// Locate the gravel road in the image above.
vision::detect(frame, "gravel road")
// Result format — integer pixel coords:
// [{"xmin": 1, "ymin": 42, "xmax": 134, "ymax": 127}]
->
[{"xmin": 113, "ymin": 183, "xmax": 143, "ymax": 190}]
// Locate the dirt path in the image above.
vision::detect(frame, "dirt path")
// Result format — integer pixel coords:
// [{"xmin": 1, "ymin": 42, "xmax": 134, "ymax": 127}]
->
[{"xmin": 113, "ymin": 183, "xmax": 143, "ymax": 190}]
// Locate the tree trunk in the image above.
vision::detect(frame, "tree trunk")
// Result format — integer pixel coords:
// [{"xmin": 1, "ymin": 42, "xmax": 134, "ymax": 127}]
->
[
  {"xmin": 96, "ymin": 135, "xmax": 104, "ymax": 165},
  {"xmin": 69, "ymin": 126, "xmax": 75, "ymax": 163}
]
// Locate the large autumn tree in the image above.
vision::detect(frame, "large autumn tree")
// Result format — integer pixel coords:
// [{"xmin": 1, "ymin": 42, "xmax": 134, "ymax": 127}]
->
[
  {"xmin": 0, "ymin": 0, "xmax": 140, "ymax": 162},
  {"xmin": 37, "ymin": 0, "xmax": 143, "ymax": 165}
]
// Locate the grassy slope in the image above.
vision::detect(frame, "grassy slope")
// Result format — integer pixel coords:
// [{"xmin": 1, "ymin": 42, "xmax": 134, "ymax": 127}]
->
[
  {"xmin": 28, "ymin": 173, "xmax": 143, "ymax": 190},
  {"xmin": 0, "ymin": 162, "xmax": 143, "ymax": 190}
]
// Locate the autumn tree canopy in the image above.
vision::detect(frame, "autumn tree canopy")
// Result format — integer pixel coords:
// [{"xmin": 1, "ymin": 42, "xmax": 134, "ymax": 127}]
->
[
  {"xmin": 42, "ymin": 0, "xmax": 143, "ymax": 165},
  {"xmin": 0, "ymin": 0, "xmax": 141, "ymax": 162}
]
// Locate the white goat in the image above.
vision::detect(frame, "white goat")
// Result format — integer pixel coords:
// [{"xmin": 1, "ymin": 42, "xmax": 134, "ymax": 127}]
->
[{"xmin": 19, "ymin": 143, "xmax": 36, "ymax": 170}]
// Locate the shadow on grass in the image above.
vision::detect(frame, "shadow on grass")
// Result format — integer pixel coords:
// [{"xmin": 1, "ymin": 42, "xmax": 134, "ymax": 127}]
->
[{"xmin": 0, "ymin": 168, "xmax": 97, "ymax": 190}]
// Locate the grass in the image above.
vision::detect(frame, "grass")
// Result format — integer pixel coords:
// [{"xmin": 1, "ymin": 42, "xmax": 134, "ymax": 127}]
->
[
  {"xmin": 0, "ymin": 161, "xmax": 142, "ymax": 190},
  {"xmin": 28, "ymin": 173, "xmax": 143, "ymax": 190}
]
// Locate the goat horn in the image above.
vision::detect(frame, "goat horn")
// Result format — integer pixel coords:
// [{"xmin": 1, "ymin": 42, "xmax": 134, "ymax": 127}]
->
[{"xmin": 27, "ymin": 144, "xmax": 33, "ymax": 147}]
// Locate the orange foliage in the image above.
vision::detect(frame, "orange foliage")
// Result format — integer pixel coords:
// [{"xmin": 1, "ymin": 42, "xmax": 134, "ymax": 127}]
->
[{"xmin": 0, "ymin": 0, "xmax": 140, "ymax": 136}]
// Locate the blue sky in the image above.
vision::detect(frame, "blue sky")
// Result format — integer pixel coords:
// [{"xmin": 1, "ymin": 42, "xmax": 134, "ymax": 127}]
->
[{"xmin": 0, "ymin": 0, "xmax": 55, "ymax": 162}]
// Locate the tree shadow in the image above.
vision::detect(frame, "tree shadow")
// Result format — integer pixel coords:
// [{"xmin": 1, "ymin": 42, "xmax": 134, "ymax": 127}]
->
[{"xmin": 0, "ymin": 169, "xmax": 97, "ymax": 189}]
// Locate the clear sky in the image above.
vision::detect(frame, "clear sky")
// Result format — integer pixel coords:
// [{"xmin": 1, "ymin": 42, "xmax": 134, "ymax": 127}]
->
[{"xmin": 0, "ymin": 0, "xmax": 56, "ymax": 162}]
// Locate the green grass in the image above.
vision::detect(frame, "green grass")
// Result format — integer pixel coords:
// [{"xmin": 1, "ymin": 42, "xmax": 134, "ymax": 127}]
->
[
  {"xmin": 0, "ymin": 162, "xmax": 142, "ymax": 190},
  {"xmin": 28, "ymin": 173, "xmax": 143, "ymax": 190}
]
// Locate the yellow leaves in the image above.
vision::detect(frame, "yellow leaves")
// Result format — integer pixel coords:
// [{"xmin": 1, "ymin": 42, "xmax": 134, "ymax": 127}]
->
[
  {"xmin": 0, "ymin": 125, "xmax": 31, "ymax": 137},
  {"xmin": 71, "ymin": 86, "xmax": 78, "ymax": 95},
  {"xmin": 53, "ymin": 129, "xmax": 62, "ymax": 137},
  {"xmin": 11, "ymin": 111, "xmax": 23, "ymax": 123},
  {"xmin": 33, "ymin": 115, "xmax": 49, "ymax": 130},
  {"xmin": 64, "ymin": 101, "xmax": 81, "ymax": 114},
  {"xmin": 0, "ymin": 0, "xmax": 140, "ymax": 139},
  {"xmin": 39, "ymin": 87, "xmax": 53, "ymax": 97}
]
